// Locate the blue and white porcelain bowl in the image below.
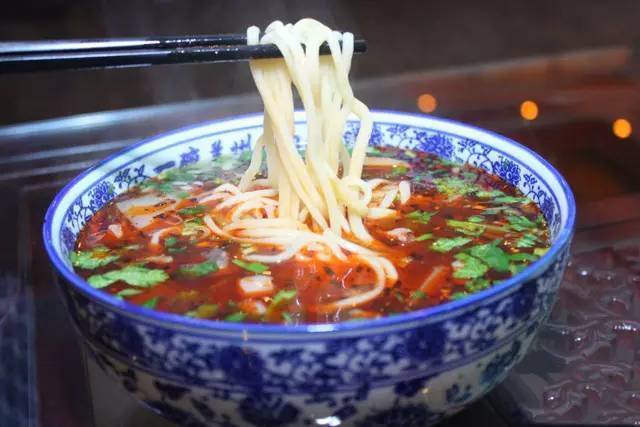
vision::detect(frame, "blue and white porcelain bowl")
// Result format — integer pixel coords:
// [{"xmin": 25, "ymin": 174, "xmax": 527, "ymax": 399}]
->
[{"xmin": 43, "ymin": 111, "xmax": 575, "ymax": 427}]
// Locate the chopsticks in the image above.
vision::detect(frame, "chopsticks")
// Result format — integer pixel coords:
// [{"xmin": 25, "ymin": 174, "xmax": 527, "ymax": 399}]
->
[{"xmin": 0, "ymin": 34, "xmax": 367, "ymax": 74}]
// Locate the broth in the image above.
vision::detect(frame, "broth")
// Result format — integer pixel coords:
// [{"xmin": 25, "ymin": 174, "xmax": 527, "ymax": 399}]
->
[{"xmin": 72, "ymin": 146, "xmax": 550, "ymax": 324}]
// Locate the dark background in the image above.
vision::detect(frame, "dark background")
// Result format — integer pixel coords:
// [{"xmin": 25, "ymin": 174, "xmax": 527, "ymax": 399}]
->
[{"xmin": 2, "ymin": 0, "xmax": 639, "ymax": 125}]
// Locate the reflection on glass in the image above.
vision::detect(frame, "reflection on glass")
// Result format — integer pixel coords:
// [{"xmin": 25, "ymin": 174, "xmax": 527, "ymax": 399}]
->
[
  {"xmin": 520, "ymin": 100, "xmax": 539, "ymax": 121},
  {"xmin": 613, "ymin": 118, "xmax": 632, "ymax": 139},
  {"xmin": 417, "ymin": 93, "xmax": 437, "ymax": 113}
]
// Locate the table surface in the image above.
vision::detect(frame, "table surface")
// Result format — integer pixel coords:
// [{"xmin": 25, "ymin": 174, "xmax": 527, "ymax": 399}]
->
[{"xmin": 1, "ymin": 46, "xmax": 640, "ymax": 426}]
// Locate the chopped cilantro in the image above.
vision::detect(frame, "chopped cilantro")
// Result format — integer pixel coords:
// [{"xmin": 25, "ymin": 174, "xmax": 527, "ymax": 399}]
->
[
  {"xmin": 70, "ymin": 247, "xmax": 119, "ymax": 270},
  {"xmin": 391, "ymin": 165, "xmax": 409, "ymax": 176},
  {"xmin": 232, "ymin": 259, "xmax": 270, "ymax": 274},
  {"xmin": 161, "ymin": 168, "xmax": 195, "ymax": 183},
  {"xmin": 140, "ymin": 180, "xmax": 174, "ymax": 194},
  {"xmin": 164, "ymin": 236, "xmax": 178, "ymax": 247},
  {"xmin": 182, "ymin": 220, "xmax": 206, "ymax": 236},
  {"xmin": 431, "ymin": 237, "xmax": 472, "ymax": 252},
  {"xmin": 469, "ymin": 242, "xmax": 510, "ymax": 272},
  {"xmin": 367, "ymin": 147, "xmax": 384, "ymax": 156},
  {"xmin": 451, "ymin": 291, "xmax": 468, "ymax": 301},
  {"xmin": 452, "ymin": 253, "xmax": 489, "ymax": 279},
  {"xmin": 410, "ymin": 290, "xmax": 426, "ymax": 300},
  {"xmin": 476, "ymin": 189, "xmax": 505, "ymax": 198},
  {"xmin": 467, "ymin": 215, "xmax": 485, "ymax": 223},
  {"xmin": 186, "ymin": 304, "xmax": 219, "ymax": 318},
  {"xmin": 516, "ymin": 234, "xmax": 538, "ymax": 248},
  {"xmin": 176, "ymin": 191, "xmax": 190, "ymax": 200},
  {"xmin": 507, "ymin": 215, "xmax": 536, "ymax": 231},
  {"xmin": 87, "ymin": 265, "xmax": 168, "ymax": 288},
  {"xmin": 142, "ymin": 296, "xmax": 159, "ymax": 309},
  {"xmin": 178, "ymin": 261, "xmax": 218, "ymax": 278},
  {"xmin": 509, "ymin": 253, "xmax": 539, "ymax": 262},
  {"xmin": 447, "ymin": 219, "xmax": 486, "ymax": 237},
  {"xmin": 534, "ymin": 247, "xmax": 549, "ymax": 257},
  {"xmin": 177, "ymin": 205, "xmax": 206, "ymax": 217},
  {"xmin": 415, "ymin": 233, "xmax": 433, "ymax": 241},
  {"xmin": 168, "ymin": 246, "xmax": 186, "ymax": 254},
  {"xmin": 406, "ymin": 210, "xmax": 435, "ymax": 224},
  {"xmin": 224, "ymin": 312, "xmax": 246, "ymax": 322},
  {"xmin": 434, "ymin": 177, "xmax": 478, "ymax": 197},
  {"xmin": 509, "ymin": 263, "xmax": 527, "ymax": 275},
  {"xmin": 282, "ymin": 312, "xmax": 293, "ymax": 324},
  {"xmin": 394, "ymin": 291, "xmax": 405, "ymax": 302},
  {"xmin": 116, "ymin": 288, "xmax": 143, "ymax": 298},
  {"xmin": 465, "ymin": 278, "xmax": 491, "ymax": 293},
  {"xmin": 493, "ymin": 195, "xmax": 529, "ymax": 204}
]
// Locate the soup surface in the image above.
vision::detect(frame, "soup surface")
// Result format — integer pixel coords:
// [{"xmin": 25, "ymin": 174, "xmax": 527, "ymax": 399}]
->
[{"xmin": 72, "ymin": 146, "xmax": 550, "ymax": 324}]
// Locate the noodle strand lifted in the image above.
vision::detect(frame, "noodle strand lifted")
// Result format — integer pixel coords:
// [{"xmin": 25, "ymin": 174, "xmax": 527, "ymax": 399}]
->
[{"xmin": 205, "ymin": 19, "xmax": 412, "ymax": 307}]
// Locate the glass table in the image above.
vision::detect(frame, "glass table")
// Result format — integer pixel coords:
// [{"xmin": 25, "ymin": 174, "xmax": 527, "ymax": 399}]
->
[{"xmin": 2, "ymin": 45, "xmax": 640, "ymax": 426}]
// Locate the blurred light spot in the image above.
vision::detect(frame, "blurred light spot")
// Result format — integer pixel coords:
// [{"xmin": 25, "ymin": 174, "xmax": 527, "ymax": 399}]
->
[
  {"xmin": 520, "ymin": 100, "xmax": 539, "ymax": 121},
  {"xmin": 315, "ymin": 416, "xmax": 342, "ymax": 426},
  {"xmin": 613, "ymin": 118, "xmax": 632, "ymax": 139},
  {"xmin": 417, "ymin": 93, "xmax": 437, "ymax": 113}
]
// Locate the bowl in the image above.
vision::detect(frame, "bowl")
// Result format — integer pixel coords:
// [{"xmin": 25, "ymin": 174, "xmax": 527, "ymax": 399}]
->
[{"xmin": 43, "ymin": 111, "xmax": 575, "ymax": 427}]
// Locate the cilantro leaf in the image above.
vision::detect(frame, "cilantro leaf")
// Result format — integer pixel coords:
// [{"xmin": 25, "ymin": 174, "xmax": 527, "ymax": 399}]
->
[
  {"xmin": 178, "ymin": 261, "xmax": 218, "ymax": 278},
  {"xmin": 282, "ymin": 312, "xmax": 294, "ymax": 324},
  {"xmin": 142, "ymin": 296, "xmax": 159, "ymax": 309},
  {"xmin": 507, "ymin": 215, "xmax": 536, "ymax": 231},
  {"xmin": 232, "ymin": 259, "xmax": 270, "ymax": 274},
  {"xmin": 467, "ymin": 215, "xmax": 485, "ymax": 223},
  {"xmin": 451, "ymin": 291, "xmax": 468, "ymax": 300},
  {"xmin": 469, "ymin": 242, "xmax": 510, "ymax": 272},
  {"xmin": 177, "ymin": 205, "xmax": 206, "ymax": 217},
  {"xmin": 70, "ymin": 247, "xmax": 119, "ymax": 270},
  {"xmin": 465, "ymin": 278, "xmax": 491, "ymax": 293},
  {"xmin": 431, "ymin": 237, "xmax": 472, "ymax": 252},
  {"xmin": 516, "ymin": 233, "xmax": 538, "ymax": 248},
  {"xmin": 452, "ymin": 253, "xmax": 489, "ymax": 279},
  {"xmin": 447, "ymin": 219, "xmax": 486, "ymax": 236},
  {"xmin": 406, "ymin": 210, "xmax": 435, "ymax": 224},
  {"xmin": 87, "ymin": 265, "xmax": 168, "ymax": 289}
]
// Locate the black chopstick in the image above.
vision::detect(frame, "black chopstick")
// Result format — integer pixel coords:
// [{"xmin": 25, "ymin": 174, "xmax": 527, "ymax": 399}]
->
[
  {"xmin": 0, "ymin": 35, "xmax": 366, "ymax": 74},
  {"xmin": 0, "ymin": 34, "xmax": 252, "ymax": 55}
]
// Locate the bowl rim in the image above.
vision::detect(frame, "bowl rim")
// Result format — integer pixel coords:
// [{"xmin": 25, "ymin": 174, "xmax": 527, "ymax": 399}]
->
[{"xmin": 43, "ymin": 110, "xmax": 576, "ymax": 336}]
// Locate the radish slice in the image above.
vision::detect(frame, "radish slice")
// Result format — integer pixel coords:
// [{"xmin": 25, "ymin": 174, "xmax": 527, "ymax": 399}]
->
[
  {"xmin": 107, "ymin": 224, "xmax": 123, "ymax": 239},
  {"xmin": 238, "ymin": 275, "xmax": 274, "ymax": 297}
]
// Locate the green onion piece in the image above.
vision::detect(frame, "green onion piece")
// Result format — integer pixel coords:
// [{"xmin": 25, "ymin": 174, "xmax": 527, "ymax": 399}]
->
[
  {"xmin": 232, "ymin": 259, "xmax": 269, "ymax": 274},
  {"xmin": 116, "ymin": 288, "xmax": 143, "ymax": 298},
  {"xmin": 415, "ymin": 233, "xmax": 433, "ymax": 242},
  {"xmin": 224, "ymin": 312, "xmax": 246, "ymax": 322}
]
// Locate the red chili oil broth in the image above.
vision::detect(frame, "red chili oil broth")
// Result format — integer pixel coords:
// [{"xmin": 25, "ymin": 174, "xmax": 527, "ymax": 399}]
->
[{"xmin": 73, "ymin": 147, "xmax": 550, "ymax": 324}]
